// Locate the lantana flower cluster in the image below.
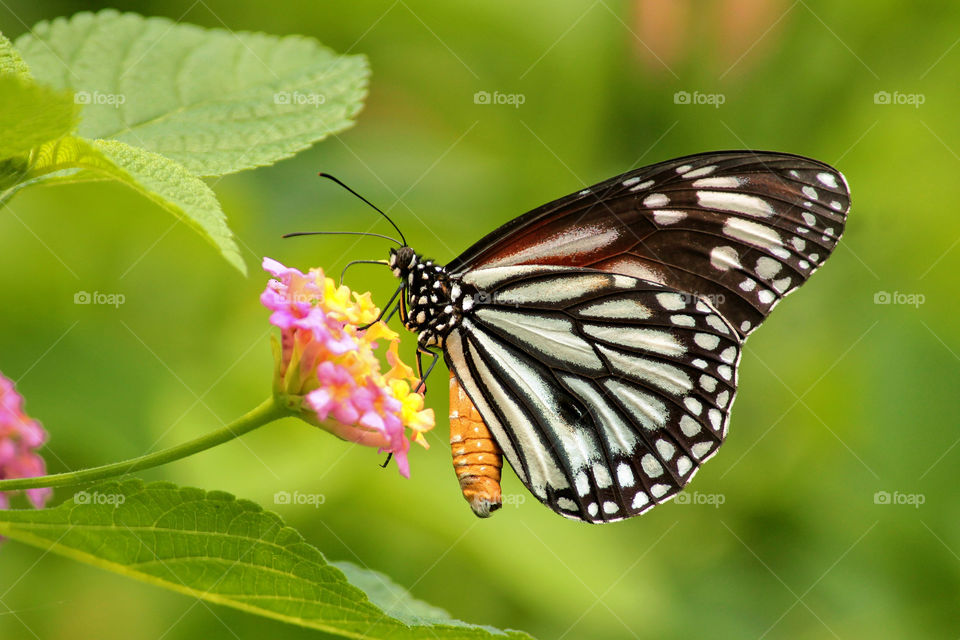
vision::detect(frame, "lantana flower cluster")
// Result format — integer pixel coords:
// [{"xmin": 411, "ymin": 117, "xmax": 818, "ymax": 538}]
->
[
  {"xmin": 261, "ymin": 258, "xmax": 434, "ymax": 477},
  {"xmin": 0, "ymin": 373, "xmax": 51, "ymax": 509}
]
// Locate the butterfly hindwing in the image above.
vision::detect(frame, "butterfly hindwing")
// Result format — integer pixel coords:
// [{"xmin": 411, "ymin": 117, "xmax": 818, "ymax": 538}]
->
[
  {"xmin": 444, "ymin": 265, "xmax": 740, "ymax": 523},
  {"xmin": 446, "ymin": 151, "xmax": 850, "ymax": 338}
]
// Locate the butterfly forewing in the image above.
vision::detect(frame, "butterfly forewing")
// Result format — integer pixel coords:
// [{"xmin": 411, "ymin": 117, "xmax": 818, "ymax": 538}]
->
[
  {"xmin": 443, "ymin": 265, "xmax": 740, "ymax": 523},
  {"xmin": 447, "ymin": 151, "xmax": 850, "ymax": 338}
]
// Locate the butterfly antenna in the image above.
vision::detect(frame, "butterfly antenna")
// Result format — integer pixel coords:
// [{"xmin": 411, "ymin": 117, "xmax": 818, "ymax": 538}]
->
[
  {"xmin": 282, "ymin": 230, "xmax": 402, "ymax": 246},
  {"xmin": 318, "ymin": 173, "xmax": 408, "ymax": 247},
  {"xmin": 340, "ymin": 259, "xmax": 389, "ymax": 285}
]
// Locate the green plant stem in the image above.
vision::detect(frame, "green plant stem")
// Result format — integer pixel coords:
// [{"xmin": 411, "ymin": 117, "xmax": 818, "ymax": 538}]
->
[{"xmin": 0, "ymin": 397, "xmax": 287, "ymax": 491}]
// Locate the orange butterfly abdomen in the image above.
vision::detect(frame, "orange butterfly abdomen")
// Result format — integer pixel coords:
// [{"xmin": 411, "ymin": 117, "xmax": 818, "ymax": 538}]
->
[{"xmin": 449, "ymin": 374, "xmax": 503, "ymax": 517}]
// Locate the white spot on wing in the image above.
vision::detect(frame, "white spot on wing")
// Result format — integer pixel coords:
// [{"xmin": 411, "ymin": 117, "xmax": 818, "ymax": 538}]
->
[
  {"xmin": 716, "ymin": 390, "xmax": 730, "ymax": 408},
  {"xmin": 578, "ymin": 297, "xmax": 652, "ymax": 320},
  {"xmin": 708, "ymin": 408, "xmax": 722, "ymax": 431},
  {"xmin": 817, "ymin": 172, "xmax": 839, "ymax": 188},
  {"xmin": 692, "ymin": 442, "xmax": 713, "ymax": 459},
  {"xmin": 705, "ymin": 315, "xmax": 730, "ymax": 334},
  {"xmin": 652, "ymin": 210, "xmax": 687, "ymax": 225},
  {"xmin": 617, "ymin": 463, "xmax": 635, "ymax": 487},
  {"xmin": 682, "ymin": 165, "xmax": 717, "ymax": 178},
  {"xmin": 680, "ymin": 414, "xmax": 701, "ymax": 436},
  {"xmin": 699, "ymin": 375, "xmax": 717, "ymax": 393},
  {"xmin": 593, "ymin": 463, "xmax": 613, "ymax": 489},
  {"xmin": 698, "ymin": 191, "xmax": 774, "ymax": 218},
  {"xmin": 710, "ymin": 246, "xmax": 741, "ymax": 271},
  {"xmin": 575, "ymin": 472, "xmax": 590, "ymax": 496},
  {"xmin": 756, "ymin": 256, "xmax": 782, "ymax": 279},
  {"xmin": 584, "ymin": 324, "xmax": 685, "ymax": 356},
  {"xmin": 694, "ymin": 333, "xmax": 720, "ymax": 350},
  {"xmin": 641, "ymin": 454, "xmax": 664, "ymax": 477},
  {"xmin": 651, "ymin": 484, "xmax": 670, "ymax": 498},
  {"xmin": 643, "ymin": 193, "xmax": 669, "ymax": 208},
  {"xmin": 656, "ymin": 292, "xmax": 686, "ymax": 310},
  {"xmin": 655, "ymin": 439, "xmax": 676, "ymax": 460},
  {"xmin": 692, "ymin": 176, "xmax": 740, "ymax": 188},
  {"xmin": 724, "ymin": 218, "xmax": 785, "ymax": 253}
]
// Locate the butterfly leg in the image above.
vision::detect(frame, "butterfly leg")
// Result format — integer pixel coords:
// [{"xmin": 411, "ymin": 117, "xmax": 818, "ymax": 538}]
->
[
  {"xmin": 414, "ymin": 346, "xmax": 440, "ymax": 394},
  {"xmin": 449, "ymin": 374, "xmax": 503, "ymax": 518},
  {"xmin": 358, "ymin": 284, "xmax": 403, "ymax": 330}
]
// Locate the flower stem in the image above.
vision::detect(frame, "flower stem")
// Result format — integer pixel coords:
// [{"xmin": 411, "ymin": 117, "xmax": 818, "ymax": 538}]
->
[{"xmin": 0, "ymin": 397, "xmax": 287, "ymax": 491}]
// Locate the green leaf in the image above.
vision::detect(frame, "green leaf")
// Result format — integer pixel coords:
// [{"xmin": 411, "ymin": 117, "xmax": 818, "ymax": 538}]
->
[
  {"xmin": 0, "ymin": 31, "xmax": 31, "ymax": 78},
  {"xmin": 15, "ymin": 10, "xmax": 369, "ymax": 177},
  {"xmin": 332, "ymin": 561, "xmax": 512, "ymax": 633},
  {"xmin": 0, "ymin": 480, "xmax": 534, "ymax": 640},
  {"xmin": 24, "ymin": 137, "xmax": 245, "ymax": 273},
  {"xmin": 0, "ymin": 75, "xmax": 79, "ymax": 159},
  {"xmin": 0, "ymin": 33, "xmax": 30, "ymax": 80}
]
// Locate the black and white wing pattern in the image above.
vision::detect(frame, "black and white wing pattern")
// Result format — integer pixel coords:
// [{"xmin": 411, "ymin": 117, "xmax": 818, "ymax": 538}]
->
[
  {"xmin": 444, "ymin": 265, "xmax": 740, "ymax": 523},
  {"xmin": 447, "ymin": 151, "xmax": 851, "ymax": 339}
]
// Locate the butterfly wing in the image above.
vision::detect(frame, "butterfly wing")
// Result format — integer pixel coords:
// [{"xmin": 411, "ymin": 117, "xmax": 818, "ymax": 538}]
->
[
  {"xmin": 446, "ymin": 151, "xmax": 850, "ymax": 338},
  {"xmin": 444, "ymin": 265, "xmax": 740, "ymax": 523}
]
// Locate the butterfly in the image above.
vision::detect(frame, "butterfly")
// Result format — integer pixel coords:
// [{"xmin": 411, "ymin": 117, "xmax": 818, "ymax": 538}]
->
[{"xmin": 382, "ymin": 150, "xmax": 850, "ymax": 523}]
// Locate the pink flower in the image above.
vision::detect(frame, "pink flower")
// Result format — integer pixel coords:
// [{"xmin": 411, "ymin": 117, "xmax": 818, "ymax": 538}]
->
[
  {"xmin": 0, "ymin": 373, "xmax": 52, "ymax": 509},
  {"xmin": 262, "ymin": 258, "xmax": 433, "ymax": 477}
]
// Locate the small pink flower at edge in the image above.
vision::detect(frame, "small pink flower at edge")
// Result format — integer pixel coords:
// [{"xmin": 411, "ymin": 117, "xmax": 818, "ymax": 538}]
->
[
  {"xmin": 263, "ymin": 257, "xmax": 434, "ymax": 477},
  {"xmin": 0, "ymin": 374, "xmax": 52, "ymax": 509}
]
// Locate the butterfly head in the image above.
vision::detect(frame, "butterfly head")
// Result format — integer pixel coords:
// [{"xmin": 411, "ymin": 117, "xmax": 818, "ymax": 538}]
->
[{"xmin": 388, "ymin": 247, "xmax": 467, "ymax": 348}]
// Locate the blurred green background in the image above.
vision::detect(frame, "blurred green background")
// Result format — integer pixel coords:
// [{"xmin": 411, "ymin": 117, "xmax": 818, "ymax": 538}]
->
[{"xmin": 2, "ymin": 1, "xmax": 958, "ymax": 638}]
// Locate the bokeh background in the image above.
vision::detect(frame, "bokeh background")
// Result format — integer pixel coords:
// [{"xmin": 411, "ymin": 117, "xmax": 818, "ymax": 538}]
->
[{"xmin": 2, "ymin": 1, "xmax": 959, "ymax": 638}]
